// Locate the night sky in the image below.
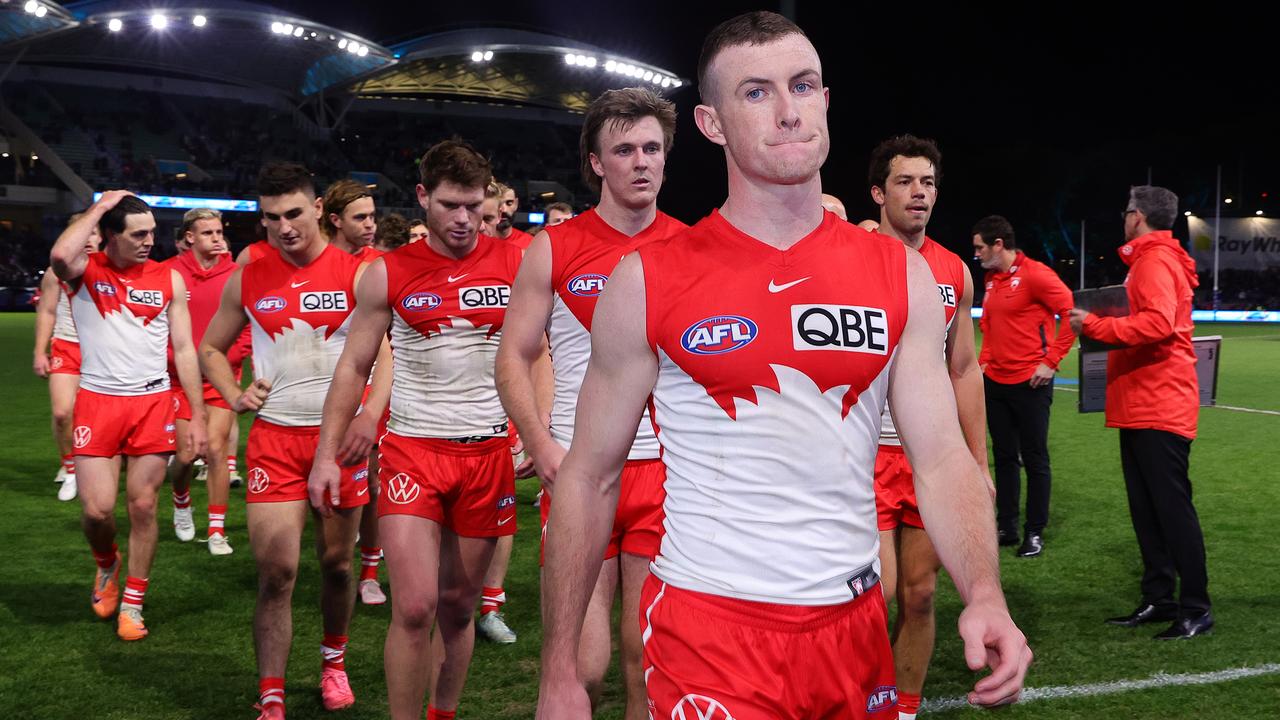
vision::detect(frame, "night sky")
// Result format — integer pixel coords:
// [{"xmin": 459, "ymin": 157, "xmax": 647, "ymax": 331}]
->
[{"xmin": 269, "ymin": 1, "xmax": 1276, "ymax": 282}]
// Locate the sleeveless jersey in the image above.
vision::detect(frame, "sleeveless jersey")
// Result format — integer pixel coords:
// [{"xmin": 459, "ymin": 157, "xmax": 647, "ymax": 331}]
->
[
  {"xmin": 878, "ymin": 236, "xmax": 967, "ymax": 446},
  {"xmin": 71, "ymin": 253, "xmax": 174, "ymax": 396},
  {"xmin": 241, "ymin": 244, "xmax": 362, "ymax": 426},
  {"xmin": 547, "ymin": 209, "xmax": 687, "ymax": 458},
  {"xmin": 383, "ymin": 235, "xmax": 523, "ymax": 438},
  {"xmin": 53, "ymin": 284, "xmax": 78, "ymax": 342},
  {"xmin": 640, "ymin": 210, "xmax": 909, "ymax": 605}
]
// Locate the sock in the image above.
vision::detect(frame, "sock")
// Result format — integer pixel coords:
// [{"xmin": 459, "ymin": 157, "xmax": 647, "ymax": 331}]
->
[
  {"xmin": 93, "ymin": 543, "xmax": 119, "ymax": 569},
  {"xmin": 321, "ymin": 634, "xmax": 348, "ymax": 672},
  {"xmin": 173, "ymin": 490, "xmax": 191, "ymax": 510},
  {"xmin": 259, "ymin": 677, "xmax": 285, "ymax": 709},
  {"xmin": 898, "ymin": 691, "xmax": 921, "ymax": 720},
  {"xmin": 122, "ymin": 576, "xmax": 148, "ymax": 611},
  {"xmin": 426, "ymin": 707, "xmax": 457, "ymax": 720},
  {"xmin": 62, "ymin": 454, "xmax": 75, "ymax": 475},
  {"xmin": 227, "ymin": 454, "xmax": 238, "ymax": 473},
  {"xmin": 360, "ymin": 546, "xmax": 382, "ymax": 582},
  {"xmin": 480, "ymin": 586, "xmax": 506, "ymax": 616},
  {"xmin": 208, "ymin": 504, "xmax": 227, "ymax": 538}
]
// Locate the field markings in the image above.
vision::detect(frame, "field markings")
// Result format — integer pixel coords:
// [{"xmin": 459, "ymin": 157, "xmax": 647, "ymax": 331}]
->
[
  {"xmin": 924, "ymin": 663, "xmax": 1280, "ymax": 712},
  {"xmin": 1051, "ymin": 385, "xmax": 1280, "ymax": 415}
]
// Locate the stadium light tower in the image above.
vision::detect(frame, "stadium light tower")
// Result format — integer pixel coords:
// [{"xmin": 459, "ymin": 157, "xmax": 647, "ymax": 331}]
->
[
  {"xmin": 108, "ymin": 17, "xmax": 123, "ymax": 32},
  {"xmin": 193, "ymin": 15, "xmax": 207, "ymax": 27},
  {"xmin": 150, "ymin": 14, "xmax": 168, "ymax": 30}
]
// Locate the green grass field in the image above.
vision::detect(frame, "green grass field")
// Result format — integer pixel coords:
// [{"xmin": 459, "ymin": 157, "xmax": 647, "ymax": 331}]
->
[{"xmin": 1, "ymin": 313, "xmax": 1277, "ymax": 719}]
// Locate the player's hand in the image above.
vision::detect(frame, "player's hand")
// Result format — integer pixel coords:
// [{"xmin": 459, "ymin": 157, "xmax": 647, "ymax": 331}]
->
[
  {"xmin": 981, "ymin": 467, "xmax": 996, "ymax": 503},
  {"xmin": 33, "ymin": 353, "xmax": 51, "ymax": 378},
  {"xmin": 958, "ymin": 597, "xmax": 1033, "ymax": 708},
  {"xmin": 511, "ymin": 436, "xmax": 537, "ymax": 479},
  {"xmin": 529, "ymin": 438, "xmax": 568, "ymax": 489},
  {"xmin": 1028, "ymin": 363, "xmax": 1055, "ymax": 388},
  {"xmin": 188, "ymin": 415, "xmax": 210, "ymax": 460},
  {"xmin": 536, "ymin": 677, "xmax": 592, "ymax": 720},
  {"xmin": 232, "ymin": 378, "xmax": 271, "ymax": 413},
  {"xmin": 91, "ymin": 189, "xmax": 135, "ymax": 214},
  {"xmin": 1068, "ymin": 308, "xmax": 1089, "ymax": 336},
  {"xmin": 308, "ymin": 461, "xmax": 341, "ymax": 517},
  {"xmin": 336, "ymin": 412, "xmax": 377, "ymax": 466}
]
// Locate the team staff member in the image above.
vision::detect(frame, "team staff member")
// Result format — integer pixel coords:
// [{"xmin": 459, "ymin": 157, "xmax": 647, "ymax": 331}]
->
[
  {"xmin": 1069, "ymin": 185, "xmax": 1211, "ymax": 640},
  {"xmin": 973, "ymin": 215, "xmax": 1075, "ymax": 557}
]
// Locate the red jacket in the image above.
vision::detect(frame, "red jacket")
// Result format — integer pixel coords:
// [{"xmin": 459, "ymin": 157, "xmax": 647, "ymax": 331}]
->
[
  {"xmin": 1082, "ymin": 231, "xmax": 1199, "ymax": 439},
  {"xmin": 979, "ymin": 252, "xmax": 1076, "ymax": 384}
]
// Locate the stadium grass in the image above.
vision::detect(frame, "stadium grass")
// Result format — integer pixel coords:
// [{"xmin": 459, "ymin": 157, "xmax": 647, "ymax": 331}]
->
[{"xmin": 0, "ymin": 313, "xmax": 1276, "ymax": 719}]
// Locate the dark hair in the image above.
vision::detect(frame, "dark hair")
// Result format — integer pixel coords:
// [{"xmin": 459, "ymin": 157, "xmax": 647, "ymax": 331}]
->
[
  {"xmin": 322, "ymin": 179, "xmax": 372, "ymax": 237},
  {"xmin": 868, "ymin": 134, "xmax": 943, "ymax": 191},
  {"xmin": 374, "ymin": 213, "xmax": 411, "ymax": 251},
  {"xmin": 545, "ymin": 201, "xmax": 573, "ymax": 215},
  {"xmin": 580, "ymin": 87, "xmax": 677, "ymax": 194},
  {"xmin": 99, "ymin": 195, "xmax": 152, "ymax": 237},
  {"xmin": 257, "ymin": 162, "xmax": 315, "ymax": 198},
  {"xmin": 418, "ymin": 139, "xmax": 492, "ymax": 194},
  {"xmin": 698, "ymin": 11, "xmax": 806, "ymax": 104},
  {"xmin": 972, "ymin": 215, "xmax": 1017, "ymax": 250},
  {"xmin": 1129, "ymin": 185, "xmax": 1178, "ymax": 231}
]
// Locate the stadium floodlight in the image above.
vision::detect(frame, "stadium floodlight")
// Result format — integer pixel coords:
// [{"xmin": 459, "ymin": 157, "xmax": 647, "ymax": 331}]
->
[
  {"xmin": 108, "ymin": 18, "xmax": 123, "ymax": 32},
  {"xmin": 565, "ymin": 53, "xmax": 577, "ymax": 65},
  {"xmin": 282, "ymin": 23, "xmax": 293, "ymax": 34},
  {"xmin": 1225, "ymin": 198, "xmax": 1233, "ymax": 204},
  {"xmin": 31, "ymin": 154, "xmax": 39, "ymax": 160},
  {"xmin": 1184, "ymin": 211, "xmax": 1193, "ymax": 217},
  {"xmin": 1, "ymin": 152, "xmax": 8, "ymax": 158},
  {"xmin": 585, "ymin": 56, "xmax": 597, "ymax": 68},
  {"xmin": 661, "ymin": 77, "xmax": 671, "ymax": 88},
  {"xmin": 310, "ymin": 31, "xmax": 317, "ymax": 38},
  {"xmin": 483, "ymin": 50, "xmax": 493, "ymax": 61},
  {"xmin": 293, "ymin": 26, "xmax": 304, "ymax": 37},
  {"xmin": 643, "ymin": 70, "xmax": 653, "ymax": 81},
  {"xmin": 357, "ymin": 45, "xmax": 368, "ymax": 57},
  {"xmin": 150, "ymin": 14, "xmax": 167, "ymax": 30},
  {"xmin": 35, "ymin": 4, "xmax": 48, "ymax": 17},
  {"xmin": 1257, "ymin": 210, "xmax": 1265, "ymax": 216},
  {"xmin": 192, "ymin": 15, "xmax": 206, "ymax": 27},
  {"xmin": 23, "ymin": 1, "xmax": 37, "ymax": 13},
  {"xmin": 604, "ymin": 60, "xmax": 616, "ymax": 72},
  {"xmin": 339, "ymin": 38, "xmax": 348, "ymax": 49},
  {"xmin": 673, "ymin": 79, "xmax": 682, "ymax": 87},
  {"xmin": 271, "ymin": 22, "xmax": 282, "ymax": 33},
  {"xmin": 471, "ymin": 51, "xmax": 483, "ymax": 61}
]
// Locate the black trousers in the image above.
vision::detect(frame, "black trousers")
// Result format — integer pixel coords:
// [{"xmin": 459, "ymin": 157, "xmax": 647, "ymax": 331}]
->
[
  {"xmin": 1119, "ymin": 429, "xmax": 1210, "ymax": 617},
  {"xmin": 984, "ymin": 376, "xmax": 1053, "ymax": 535}
]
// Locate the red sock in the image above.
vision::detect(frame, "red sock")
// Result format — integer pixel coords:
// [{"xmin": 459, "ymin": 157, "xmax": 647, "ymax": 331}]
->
[
  {"xmin": 208, "ymin": 504, "xmax": 227, "ymax": 538},
  {"xmin": 173, "ymin": 490, "xmax": 191, "ymax": 510},
  {"xmin": 360, "ymin": 546, "xmax": 381, "ymax": 582},
  {"xmin": 321, "ymin": 634, "xmax": 348, "ymax": 671},
  {"xmin": 898, "ymin": 691, "xmax": 922, "ymax": 718},
  {"xmin": 122, "ymin": 576, "xmax": 148, "ymax": 611},
  {"xmin": 226, "ymin": 454, "xmax": 238, "ymax": 473},
  {"xmin": 62, "ymin": 454, "xmax": 75, "ymax": 474},
  {"xmin": 426, "ymin": 707, "xmax": 457, "ymax": 720},
  {"xmin": 480, "ymin": 586, "xmax": 505, "ymax": 615},
  {"xmin": 259, "ymin": 677, "xmax": 285, "ymax": 709},
  {"xmin": 93, "ymin": 543, "xmax": 119, "ymax": 569}
]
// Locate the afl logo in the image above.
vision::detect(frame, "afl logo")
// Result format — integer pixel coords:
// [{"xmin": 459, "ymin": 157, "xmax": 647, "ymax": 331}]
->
[
  {"xmin": 402, "ymin": 292, "xmax": 442, "ymax": 311},
  {"xmin": 247, "ymin": 467, "xmax": 270, "ymax": 494},
  {"xmin": 681, "ymin": 315, "xmax": 758, "ymax": 355},
  {"xmin": 73, "ymin": 425, "xmax": 92, "ymax": 449},
  {"xmin": 255, "ymin": 296, "xmax": 287, "ymax": 313},
  {"xmin": 93, "ymin": 281, "xmax": 116, "ymax": 296},
  {"xmin": 386, "ymin": 473, "xmax": 420, "ymax": 505},
  {"xmin": 866, "ymin": 685, "xmax": 899, "ymax": 713},
  {"xmin": 567, "ymin": 273, "xmax": 608, "ymax": 297},
  {"xmin": 673, "ymin": 694, "xmax": 736, "ymax": 720},
  {"xmin": 51, "ymin": 356, "xmax": 64, "ymax": 370}
]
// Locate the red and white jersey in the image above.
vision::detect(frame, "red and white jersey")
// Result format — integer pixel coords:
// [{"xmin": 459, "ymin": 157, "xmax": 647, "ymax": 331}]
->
[
  {"xmin": 384, "ymin": 236, "xmax": 522, "ymax": 438},
  {"xmin": 350, "ymin": 245, "xmax": 383, "ymax": 263},
  {"xmin": 640, "ymin": 210, "xmax": 909, "ymax": 604},
  {"xmin": 71, "ymin": 253, "xmax": 174, "ymax": 396},
  {"xmin": 241, "ymin": 244, "xmax": 362, "ymax": 427},
  {"xmin": 879, "ymin": 236, "xmax": 966, "ymax": 447},
  {"xmin": 547, "ymin": 209, "xmax": 687, "ymax": 459},
  {"xmin": 53, "ymin": 283, "xmax": 78, "ymax": 342}
]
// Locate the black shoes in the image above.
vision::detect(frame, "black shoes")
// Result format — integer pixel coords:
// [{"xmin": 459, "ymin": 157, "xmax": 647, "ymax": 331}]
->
[
  {"xmin": 1155, "ymin": 611, "xmax": 1215, "ymax": 640},
  {"xmin": 1105, "ymin": 603, "xmax": 1179, "ymax": 627},
  {"xmin": 998, "ymin": 530, "xmax": 1020, "ymax": 547},
  {"xmin": 1016, "ymin": 532, "xmax": 1043, "ymax": 557}
]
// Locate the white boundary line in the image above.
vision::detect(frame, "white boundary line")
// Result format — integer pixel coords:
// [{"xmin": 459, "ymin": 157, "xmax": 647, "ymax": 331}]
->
[
  {"xmin": 1051, "ymin": 385, "xmax": 1280, "ymax": 416},
  {"xmin": 923, "ymin": 663, "xmax": 1280, "ymax": 712}
]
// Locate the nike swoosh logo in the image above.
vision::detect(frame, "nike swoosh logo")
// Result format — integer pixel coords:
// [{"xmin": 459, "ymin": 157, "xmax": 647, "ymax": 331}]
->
[
  {"xmin": 447, "ymin": 273, "xmax": 469, "ymax": 283},
  {"xmin": 497, "ymin": 516, "xmax": 513, "ymax": 526},
  {"xmin": 356, "ymin": 486, "xmax": 368, "ymax": 496},
  {"xmin": 768, "ymin": 277, "xmax": 811, "ymax": 293},
  {"xmin": 290, "ymin": 281, "xmax": 310, "ymax": 288}
]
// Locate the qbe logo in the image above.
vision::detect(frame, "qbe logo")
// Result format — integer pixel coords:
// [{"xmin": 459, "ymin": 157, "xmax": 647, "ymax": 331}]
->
[
  {"xmin": 73, "ymin": 425, "xmax": 92, "ymax": 449},
  {"xmin": 386, "ymin": 473, "xmax": 420, "ymax": 505},
  {"xmin": 672, "ymin": 694, "xmax": 736, "ymax": 720},
  {"xmin": 255, "ymin": 296, "xmax": 287, "ymax": 313},
  {"xmin": 936, "ymin": 283, "xmax": 956, "ymax": 308},
  {"xmin": 247, "ymin": 467, "xmax": 270, "ymax": 494},
  {"xmin": 791, "ymin": 304, "xmax": 889, "ymax": 355},
  {"xmin": 301, "ymin": 291, "xmax": 349, "ymax": 312},
  {"xmin": 93, "ymin": 281, "xmax": 117, "ymax": 296},
  {"xmin": 402, "ymin": 292, "xmax": 442, "ymax": 311},
  {"xmin": 127, "ymin": 288, "xmax": 164, "ymax": 307},
  {"xmin": 567, "ymin": 273, "xmax": 608, "ymax": 297},
  {"xmin": 866, "ymin": 685, "xmax": 898, "ymax": 713},
  {"xmin": 460, "ymin": 285, "xmax": 511, "ymax": 309},
  {"xmin": 681, "ymin": 315, "xmax": 758, "ymax": 355}
]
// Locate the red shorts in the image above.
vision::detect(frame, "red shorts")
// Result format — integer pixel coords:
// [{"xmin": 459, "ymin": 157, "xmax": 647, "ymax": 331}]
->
[
  {"xmin": 49, "ymin": 338, "xmax": 81, "ymax": 375},
  {"xmin": 640, "ymin": 575, "xmax": 897, "ymax": 719},
  {"xmin": 874, "ymin": 445, "xmax": 922, "ymax": 531},
  {"xmin": 72, "ymin": 389, "xmax": 175, "ymax": 457},
  {"xmin": 172, "ymin": 387, "xmax": 192, "ymax": 422},
  {"xmin": 541, "ymin": 458, "xmax": 665, "ymax": 563},
  {"xmin": 245, "ymin": 419, "xmax": 369, "ymax": 508},
  {"xmin": 377, "ymin": 432, "xmax": 516, "ymax": 537}
]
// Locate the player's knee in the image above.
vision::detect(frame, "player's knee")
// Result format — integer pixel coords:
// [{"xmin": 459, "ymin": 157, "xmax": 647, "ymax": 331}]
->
[
  {"xmin": 206, "ymin": 435, "xmax": 227, "ymax": 459},
  {"xmin": 127, "ymin": 492, "xmax": 158, "ymax": 520},
  {"xmin": 82, "ymin": 504, "xmax": 113, "ymax": 526},
  {"xmin": 901, "ymin": 577, "xmax": 937, "ymax": 617},
  {"xmin": 175, "ymin": 445, "xmax": 197, "ymax": 465},
  {"xmin": 394, "ymin": 596, "xmax": 438, "ymax": 632},
  {"xmin": 53, "ymin": 405, "xmax": 74, "ymax": 426},
  {"xmin": 258, "ymin": 564, "xmax": 297, "ymax": 599},
  {"xmin": 435, "ymin": 587, "xmax": 477, "ymax": 630},
  {"xmin": 319, "ymin": 552, "xmax": 353, "ymax": 586}
]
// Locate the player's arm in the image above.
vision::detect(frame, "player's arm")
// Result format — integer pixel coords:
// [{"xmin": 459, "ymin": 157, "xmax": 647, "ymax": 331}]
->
[
  {"xmin": 234, "ymin": 245, "xmax": 253, "ymax": 266},
  {"xmin": 51, "ymin": 191, "xmax": 130, "ymax": 282},
  {"xmin": 1071, "ymin": 258, "xmax": 1175, "ymax": 346},
  {"xmin": 169, "ymin": 271, "xmax": 209, "ymax": 458},
  {"xmin": 891, "ymin": 251, "xmax": 1032, "ymax": 708},
  {"xmin": 32, "ymin": 270, "xmax": 59, "ymax": 377},
  {"xmin": 1028, "ymin": 268, "xmax": 1076, "ymax": 387},
  {"xmin": 538, "ymin": 253, "xmax": 656, "ymax": 720},
  {"xmin": 200, "ymin": 269, "xmax": 265, "ymax": 412},
  {"xmin": 309, "ymin": 259, "xmax": 392, "ymax": 514},
  {"xmin": 945, "ymin": 264, "xmax": 992, "ymax": 493},
  {"xmin": 496, "ymin": 231, "xmax": 562, "ymax": 482}
]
